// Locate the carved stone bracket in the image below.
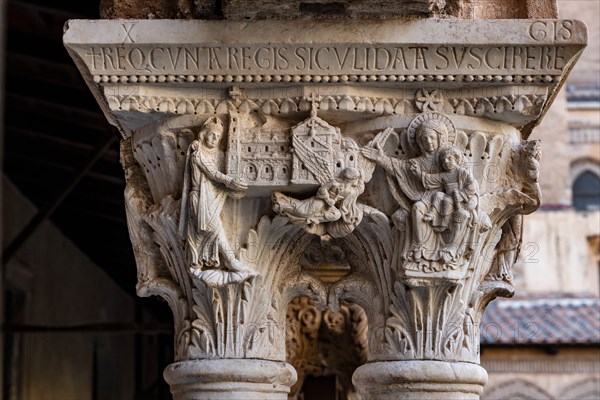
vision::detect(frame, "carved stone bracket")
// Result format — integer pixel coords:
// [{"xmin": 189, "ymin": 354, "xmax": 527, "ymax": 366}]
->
[{"xmin": 65, "ymin": 18, "xmax": 586, "ymax": 400}]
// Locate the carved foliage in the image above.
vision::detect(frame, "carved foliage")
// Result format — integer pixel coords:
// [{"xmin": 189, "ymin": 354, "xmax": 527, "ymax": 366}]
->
[
  {"xmin": 107, "ymin": 89, "xmax": 546, "ymax": 122},
  {"xmin": 327, "ymin": 112, "xmax": 542, "ymax": 363},
  {"xmin": 133, "ymin": 129, "xmax": 193, "ymax": 202},
  {"xmin": 383, "ymin": 282, "xmax": 466, "ymax": 361},
  {"xmin": 177, "ymin": 215, "xmax": 324, "ymax": 360},
  {"xmin": 329, "ymin": 207, "xmax": 394, "ymax": 356},
  {"xmin": 124, "ymin": 118, "xmax": 327, "ymax": 361},
  {"xmin": 123, "ymin": 103, "xmax": 543, "ymax": 366}
]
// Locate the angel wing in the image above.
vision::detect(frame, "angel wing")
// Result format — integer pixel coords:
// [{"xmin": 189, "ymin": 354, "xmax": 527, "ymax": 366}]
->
[
  {"xmin": 358, "ymin": 127, "xmax": 397, "ymax": 183},
  {"xmin": 367, "ymin": 127, "xmax": 395, "ymax": 150},
  {"xmin": 292, "ymin": 133, "xmax": 334, "ymax": 184}
]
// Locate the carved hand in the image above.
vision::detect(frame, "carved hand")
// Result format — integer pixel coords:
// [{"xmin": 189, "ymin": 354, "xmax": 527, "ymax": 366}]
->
[
  {"xmin": 228, "ymin": 179, "xmax": 248, "ymax": 191},
  {"xmin": 360, "ymin": 146, "xmax": 381, "ymax": 161},
  {"xmin": 409, "ymin": 160, "xmax": 421, "ymax": 174}
]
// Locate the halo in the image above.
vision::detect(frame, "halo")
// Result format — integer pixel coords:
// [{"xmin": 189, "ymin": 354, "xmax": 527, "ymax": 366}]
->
[{"xmin": 407, "ymin": 113, "xmax": 456, "ymax": 153}]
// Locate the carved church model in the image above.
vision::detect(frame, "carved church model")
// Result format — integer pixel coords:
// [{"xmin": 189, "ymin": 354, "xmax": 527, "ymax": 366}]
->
[
  {"xmin": 226, "ymin": 108, "xmax": 359, "ymax": 192},
  {"xmin": 226, "ymin": 112, "xmax": 292, "ymax": 189},
  {"xmin": 290, "ymin": 109, "xmax": 359, "ymax": 185}
]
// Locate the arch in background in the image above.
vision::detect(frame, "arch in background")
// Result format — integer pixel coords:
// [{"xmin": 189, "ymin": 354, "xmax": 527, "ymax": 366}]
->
[{"xmin": 571, "ymin": 158, "xmax": 600, "ymax": 211}]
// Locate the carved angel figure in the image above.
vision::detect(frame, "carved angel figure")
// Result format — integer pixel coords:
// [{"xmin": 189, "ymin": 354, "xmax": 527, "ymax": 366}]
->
[
  {"xmin": 273, "ymin": 129, "xmax": 373, "ymax": 238},
  {"xmin": 273, "ymin": 167, "xmax": 364, "ymax": 238},
  {"xmin": 179, "ymin": 117, "xmax": 257, "ymax": 287}
]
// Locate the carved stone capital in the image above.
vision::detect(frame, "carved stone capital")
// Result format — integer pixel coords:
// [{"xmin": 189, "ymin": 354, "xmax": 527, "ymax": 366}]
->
[{"xmin": 65, "ymin": 18, "xmax": 587, "ymax": 399}]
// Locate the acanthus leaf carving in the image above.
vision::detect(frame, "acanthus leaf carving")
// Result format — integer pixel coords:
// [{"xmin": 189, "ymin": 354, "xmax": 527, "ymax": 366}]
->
[
  {"xmin": 123, "ymin": 96, "xmax": 543, "ymax": 368},
  {"xmin": 65, "ymin": 17, "xmax": 587, "ymax": 398}
]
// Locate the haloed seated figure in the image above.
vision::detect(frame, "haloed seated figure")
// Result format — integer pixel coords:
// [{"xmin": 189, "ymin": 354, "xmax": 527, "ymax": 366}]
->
[{"xmin": 413, "ymin": 146, "xmax": 479, "ymax": 264}]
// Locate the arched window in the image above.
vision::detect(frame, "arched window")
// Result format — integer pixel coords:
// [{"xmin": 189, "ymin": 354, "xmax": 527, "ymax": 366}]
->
[
  {"xmin": 573, "ymin": 171, "xmax": 600, "ymax": 211},
  {"xmin": 571, "ymin": 159, "xmax": 600, "ymax": 211}
]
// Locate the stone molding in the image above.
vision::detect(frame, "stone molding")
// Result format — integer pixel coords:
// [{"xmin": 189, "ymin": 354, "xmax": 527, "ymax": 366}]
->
[
  {"xmin": 104, "ymin": 88, "xmax": 549, "ymax": 130},
  {"xmin": 484, "ymin": 377, "xmax": 600, "ymax": 400},
  {"xmin": 353, "ymin": 360, "xmax": 488, "ymax": 400},
  {"xmin": 163, "ymin": 359, "xmax": 297, "ymax": 400},
  {"xmin": 65, "ymin": 20, "xmax": 584, "ymax": 77},
  {"xmin": 483, "ymin": 379, "xmax": 554, "ymax": 400},
  {"xmin": 95, "ymin": 74, "xmax": 562, "ymax": 84},
  {"xmin": 64, "ymin": 19, "xmax": 586, "ymax": 135},
  {"xmin": 64, "ymin": 18, "xmax": 587, "ymax": 399}
]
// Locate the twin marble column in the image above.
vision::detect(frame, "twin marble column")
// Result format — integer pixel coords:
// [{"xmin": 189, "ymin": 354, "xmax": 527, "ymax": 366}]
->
[{"xmin": 65, "ymin": 19, "xmax": 586, "ymax": 399}]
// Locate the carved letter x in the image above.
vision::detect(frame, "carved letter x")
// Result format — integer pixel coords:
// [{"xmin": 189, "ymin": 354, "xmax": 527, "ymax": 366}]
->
[{"xmin": 122, "ymin": 23, "xmax": 136, "ymax": 44}]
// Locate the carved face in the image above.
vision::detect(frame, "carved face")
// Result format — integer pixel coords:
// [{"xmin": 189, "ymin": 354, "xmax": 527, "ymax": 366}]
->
[
  {"xmin": 340, "ymin": 167, "xmax": 361, "ymax": 182},
  {"xmin": 418, "ymin": 129, "xmax": 439, "ymax": 153},
  {"xmin": 442, "ymin": 152, "xmax": 459, "ymax": 171},
  {"xmin": 204, "ymin": 129, "xmax": 222, "ymax": 148}
]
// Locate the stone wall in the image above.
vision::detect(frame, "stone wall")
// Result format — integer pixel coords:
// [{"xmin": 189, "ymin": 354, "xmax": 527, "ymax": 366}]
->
[
  {"xmin": 514, "ymin": 210, "xmax": 600, "ymax": 296},
  {"xmin": 482, "ymin": 347, "xmax": 600, "ymax": 399},
  {"xmin": 559, "ymin": 0, "xmax": 600, "ymax": 86},
  {"xmin": 513, "ymin": 0, "xmax": 600, "ymax": 297},
  {"xmin": 531, "ymin": 90, "xmax": 571, "ymax": 206},
  {"xmin": 99, "ymin": 0, "xmax": 558, "ymax": 19}
]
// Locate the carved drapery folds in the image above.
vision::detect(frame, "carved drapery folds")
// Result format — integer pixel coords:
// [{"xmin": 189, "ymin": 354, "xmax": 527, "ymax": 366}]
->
[
  {"xmin": 65, "ymin": 19, "xmax": 586, "ymax": 399},
  {"xmin": 123, "ymin": 99, "xmax": 540, "ymax": 387},
  {"xmin": 124, "ymin": 121, "xmax": 328, "ymax": 361}
]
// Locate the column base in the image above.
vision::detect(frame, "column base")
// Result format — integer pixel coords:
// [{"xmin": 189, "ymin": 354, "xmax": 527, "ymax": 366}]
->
[
  {"xmin": 353, "ymin": 360, "xmax": 488, "ymax": 400},
  {"xmin": 164, "ymin": 359, "xmax": 297, "ymax": 400}
]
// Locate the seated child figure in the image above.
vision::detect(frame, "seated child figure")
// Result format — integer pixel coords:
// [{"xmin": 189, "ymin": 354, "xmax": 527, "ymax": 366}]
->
[{"xmin": 412, "ymin": 146, "xmax": 479, "ymax": 263}]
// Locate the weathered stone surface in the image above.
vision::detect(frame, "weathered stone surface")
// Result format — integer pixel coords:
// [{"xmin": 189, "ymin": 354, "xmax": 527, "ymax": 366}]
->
[
  {"xmin": 64, "ymin": 17, "xmax": 587, "ymax": 400},
  {"xmin": 64, "ymin": 19, "xmax": 587, "ymax": 136},
  {"xmin": 100, "ymin": 0, "xmax": 218, "ymax": 19},
  {"xmin": 98, "ymin": 0, "xmax": 559, "ymax": 20},
  {"xmin": 526, "ymin": 0, "xmax": 558, "ymax": 19},
  {"xmin": 222, "ymin": 0, "xmax": 462, "ymax": 19},
  {"xmin": 163, "ymin": 359, "xmax": 297, "ymax": 399},
  {"xmin": 353, "ymin": 360, "xmax": 488, "ymax": 399}
]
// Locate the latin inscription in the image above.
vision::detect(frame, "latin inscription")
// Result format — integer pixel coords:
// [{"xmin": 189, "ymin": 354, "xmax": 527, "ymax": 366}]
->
[
  {"xmin": 529, "ymin": 20, "xmax": 574, "ymax": 42},
  {"xmin": 86, "ymin": 44, "xmax": 568, "ymax": 76}
]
